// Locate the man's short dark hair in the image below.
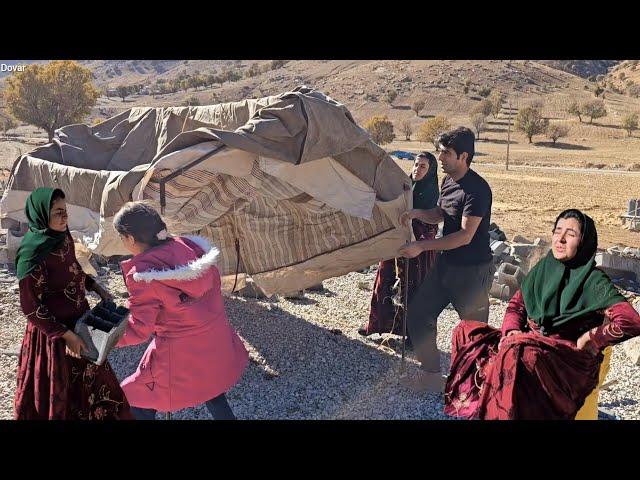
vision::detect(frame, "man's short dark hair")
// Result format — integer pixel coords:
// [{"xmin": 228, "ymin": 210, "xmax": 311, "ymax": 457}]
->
[{"xmin": 437, "ymin": 127, "xmax": 475, "ymax": 166}]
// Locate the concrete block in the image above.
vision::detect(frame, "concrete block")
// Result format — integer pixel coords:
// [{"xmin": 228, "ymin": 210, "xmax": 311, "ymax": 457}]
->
[
  {"xmin": 511, "ymin": 243, "xmax": 535, "ymax": 259},
  {"xmin": 491, "ymin": 240, "xmax": 510, "ymax": 257},
  {"xmin": 0, "ymin": 217, "xmax": 19, "ymax": 230},
  {"xmin": 237, "ymin": 281, "xmax": 267, "ymax": 299},
  {"xmin": 596, "ymin": 252, "xmax": 640, "ymax": 281},
  {"xmin": 489, "ymin": 281, "xmax": 513, "ymax": 301},
  {"xmin": 497, "ymin": 262, "xmax": 525, "ymax": 290}
]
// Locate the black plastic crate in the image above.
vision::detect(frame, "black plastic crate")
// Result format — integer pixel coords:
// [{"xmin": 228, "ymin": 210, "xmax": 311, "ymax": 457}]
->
[{"xmin": 74, "ymin": 300, "xmax": 129, "ymax": 365}]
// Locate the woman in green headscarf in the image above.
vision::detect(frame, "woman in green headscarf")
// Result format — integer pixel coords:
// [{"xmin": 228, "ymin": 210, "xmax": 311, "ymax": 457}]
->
[
  {"xmin": 14, "ymin": 187, "xmax": 132, "ymax": 420},
  {"xmin": 444, "ymin": 209, "xmax": 640, "ymax": 420},
  {"xmin": 359, "ymin": 152, "xmax": 440, "ymax": 340}
]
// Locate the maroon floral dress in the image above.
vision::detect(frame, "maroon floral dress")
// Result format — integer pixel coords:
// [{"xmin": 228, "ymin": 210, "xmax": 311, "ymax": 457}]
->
[
  {"xmin": 14, "ymin": 233, "xmax": 132, "ymax": 420},
  {"xmin": 444, "ymin": 290, "xmax": 640, "ymax": 420}
]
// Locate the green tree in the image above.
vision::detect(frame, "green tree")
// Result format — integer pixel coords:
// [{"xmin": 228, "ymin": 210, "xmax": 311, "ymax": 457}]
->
[
  {"xmin": 260, "ymin": 63, "xmax": 271, "ymax": 74},
  {"xmin": 472, "ymin": 99, "xmax": 493, "ymax": 117},
  {"xmin": 515, "ymin": 106, "xmax": 548, "ymax": 143},
  {"xmin": 489, "ymin": 91, "xmax": 505, "ymax": 118},
  {"xmin": 4, "ymin": 60, "xmax": 99, "ymax": 141},
  {"xmin": 116, "ymin": 85, "xmax": 131, "ymax": 101},
  {"xmin": 581, "ymin": 100, "xmax": 607, "ymax": 124},
  {"xmin": 187, "ymin": 76, "xmax": 200, "ymax": 91},
  {"xmin": 416, "ymin": 115, "xmax": 451, "ymax": 149},
  {"xmin": 567, "ymin": 101, "xmax": 583, "ymax": 123},
  {"xmin": 245, "ymin": 63, "xmax": 260, "ymax": 78},
  {"xmin": 182, "ymin": 95, "xmax": 201, "ymax": 107},
  {"xmin": 628, "ymin": 84, "xmax": 640, "ymax": 98},
  {"xmin": 622, "ymin": 112, "xmax": 639, "ymax": 137},
  {"xmin": 363, "ymin": 115, "xmax": 395, "ymax": 145},
  {"xmin": 478, "ymin": 86, "xmax": 492, "ymax": 98},
  {"xmin": 271, "ymin": 60, "xmax": 287, "ymax": 70},
  {"xmin": 546, "ymin": 124, "xmax": 569, "ymax": 144},
  {"xmin": 0, "ymin": 114, "xmax": 17, "ymax": 137},
  {"xmin": 383, "ymin": 89, "xmax": 398, "ymax": 105}
]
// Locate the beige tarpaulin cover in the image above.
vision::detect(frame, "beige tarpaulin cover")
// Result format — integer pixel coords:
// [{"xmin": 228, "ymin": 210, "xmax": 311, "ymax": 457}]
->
[{"xmin": 1, "ymin": 87, "xmax": 412, "ymax": 295}]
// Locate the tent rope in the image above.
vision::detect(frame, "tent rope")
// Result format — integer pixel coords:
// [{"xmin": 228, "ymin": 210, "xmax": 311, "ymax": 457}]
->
[{"xmin": 231, "ymin": 201, "xmax": 241, "ymax": 293}]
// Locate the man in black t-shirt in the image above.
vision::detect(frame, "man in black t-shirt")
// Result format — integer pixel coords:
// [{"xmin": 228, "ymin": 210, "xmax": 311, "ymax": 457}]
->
[{"xmin": 397, "ymin": 127, "xmax": 495, "ymax": 393}]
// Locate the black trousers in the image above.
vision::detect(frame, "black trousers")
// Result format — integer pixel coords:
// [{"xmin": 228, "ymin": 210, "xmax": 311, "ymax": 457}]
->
[
  {"xmin": 129, "ymin": 393, "xmax": 236, "ymax": 420},
  {"xmin": 406, "ymin": 254, "xmax": 495, "ymax": 372}
]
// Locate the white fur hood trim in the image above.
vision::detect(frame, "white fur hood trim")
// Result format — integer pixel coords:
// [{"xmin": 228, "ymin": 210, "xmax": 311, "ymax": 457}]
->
[{"xmin": 132, "ymin": 235, "xmax": 220, "ymax": 283}]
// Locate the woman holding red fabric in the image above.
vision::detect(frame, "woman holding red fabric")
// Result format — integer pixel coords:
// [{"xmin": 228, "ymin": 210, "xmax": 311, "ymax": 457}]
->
[{"xmin": 444, "ymin": 209, "xmax": 640, "ymax": 420}]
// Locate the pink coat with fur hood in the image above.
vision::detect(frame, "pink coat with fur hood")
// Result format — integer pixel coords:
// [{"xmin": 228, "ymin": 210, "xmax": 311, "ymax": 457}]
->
[{"xmin": 116, "ymin": 235, "xmax": 248, "ymax": 412}]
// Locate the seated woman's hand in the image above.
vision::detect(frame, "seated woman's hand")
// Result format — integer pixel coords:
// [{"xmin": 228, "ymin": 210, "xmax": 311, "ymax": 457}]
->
[
  {"xmin": 576, "ymin": 330, "xmax": 599, "ymax": 356},
  {"xmin": 499, "ymin": 330, "xmax": 522, "ymax": 350},
  {"xmin": 62, "ymin": 331, "xmax": 88, "ymax": 359}
]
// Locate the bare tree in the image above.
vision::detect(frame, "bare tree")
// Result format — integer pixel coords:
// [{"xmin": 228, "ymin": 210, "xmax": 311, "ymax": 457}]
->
[
  {"xmin": 471, "ymin": 113, "xmax": 487, "ymax": 140},
  {"xmin": 412, "ymin": 99, "xmax": 426, "ymax": 116},
  {"xmin": 401, "ymin": 119, "xmax": 412, "ymax": 140}
]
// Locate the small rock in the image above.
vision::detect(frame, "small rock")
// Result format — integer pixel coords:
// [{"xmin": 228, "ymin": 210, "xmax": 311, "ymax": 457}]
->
[
  {"xmin": 512, "ymin": 235, "xmax": 532, "ymax": 244},
  {"xmin": 306, "ymin": 283, "xmax": 325, "ymax": 292},
  {"xmin": 284, "ymin": 290, "xmax": 305, "ymax": 300},
  {"xmin": 623, "ymin": 336, "xmax": 640, "ymax": 366}
]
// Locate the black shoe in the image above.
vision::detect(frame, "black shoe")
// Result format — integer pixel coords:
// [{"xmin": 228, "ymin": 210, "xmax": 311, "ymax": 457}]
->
[{"xmin": 358, "ymin": 324, "xmax": 370, "ymax": 336}]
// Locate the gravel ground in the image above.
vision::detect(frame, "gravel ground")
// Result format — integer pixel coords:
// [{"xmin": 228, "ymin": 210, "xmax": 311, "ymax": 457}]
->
[{"xmin": 1, "ymin": 266, "xmax": 639, "ymax": 420}]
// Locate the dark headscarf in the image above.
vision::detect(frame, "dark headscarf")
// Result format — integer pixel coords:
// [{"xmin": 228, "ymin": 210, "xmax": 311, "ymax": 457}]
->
[
  {"xmin": 412, "ymin": 152, "xmax": 439, "ymax": 210},
  {"xmin": 520, "ymin": 209, "xmax": 625, "ymax": 334},
  {"xmin": 15, "ymin": 188, "xmax": 67, "ymax": 280}
]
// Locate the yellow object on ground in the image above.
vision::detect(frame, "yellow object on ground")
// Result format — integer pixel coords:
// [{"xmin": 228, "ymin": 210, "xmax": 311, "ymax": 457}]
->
[{"xmin": 575, "ymin": 346, "xmax": 612, "ymax": 420}]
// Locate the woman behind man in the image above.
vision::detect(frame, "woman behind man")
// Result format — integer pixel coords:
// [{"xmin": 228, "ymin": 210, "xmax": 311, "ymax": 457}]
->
[
  {"xmin": 113, "ymin": 202, "xmax": 248, "ymax": 420},
  {"xmin": 14, "ymin": 188, "xmax": 132, "ymax": 419},
  {"xmin": 444, "ymin": 209, "xmax": 640, "ymax": 420},
  {"xmin": 359, "ymin": 152, "xmax": 439, "ymax": 342}
]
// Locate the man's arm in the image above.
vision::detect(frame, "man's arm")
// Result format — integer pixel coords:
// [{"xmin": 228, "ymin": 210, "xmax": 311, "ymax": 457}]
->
[
  {"xmin": 399, "ymin": 215, "xmax": 482, "ymax": 257},
  {"xmin": 400, "ymin": 207, "xmax": 444, "ymax": 226}
]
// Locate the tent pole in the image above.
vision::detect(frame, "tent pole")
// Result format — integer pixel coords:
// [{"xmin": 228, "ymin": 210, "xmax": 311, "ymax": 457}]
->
[
  {"xmin": 400, "ymin": 181, "xmax": 412, "ymax": 374},
  {"xmin": 400, "ymin": 254, "xmax": 409, "ymax": 373},
  {"xmin": 150, "ymin": 144, "xmax": 226, "ymax": 215}
]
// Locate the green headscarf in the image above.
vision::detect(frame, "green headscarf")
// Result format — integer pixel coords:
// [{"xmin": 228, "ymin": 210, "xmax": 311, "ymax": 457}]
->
[
  {"xmin": 520, "ymin": 209, "xmax": 625, "ymax": 334},
  {"xmin": 15, "ymin": 188, "xmax": 67, "ymax": 281},
  {"xmin": 412, "ymin": 152, "xmax": 439, "ymax": 210}
]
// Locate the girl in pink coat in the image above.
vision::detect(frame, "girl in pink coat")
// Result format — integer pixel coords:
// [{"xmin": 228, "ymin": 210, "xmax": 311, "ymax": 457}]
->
[{"xmin": 113, "ymin": 202, "xmax": 248, "ymax": 420}]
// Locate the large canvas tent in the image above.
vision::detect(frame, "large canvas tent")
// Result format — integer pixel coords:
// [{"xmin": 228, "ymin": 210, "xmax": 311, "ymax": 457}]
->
[{"xmin": 0, "ymin": 87, "xmax": 412, "ymax": 296}]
